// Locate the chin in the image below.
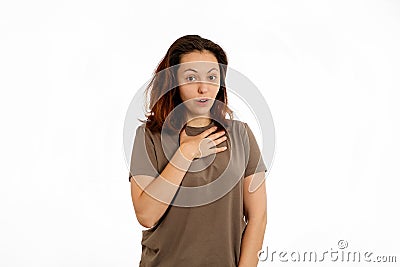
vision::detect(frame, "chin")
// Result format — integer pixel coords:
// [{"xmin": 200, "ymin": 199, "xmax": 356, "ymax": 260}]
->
[
  {"xmin": 188, "ymin": 109, "xmax": 212, "ymax": 116},
  {"xmin": 184, "ymin": 106, "xmax": 211, "ymax": 115}
]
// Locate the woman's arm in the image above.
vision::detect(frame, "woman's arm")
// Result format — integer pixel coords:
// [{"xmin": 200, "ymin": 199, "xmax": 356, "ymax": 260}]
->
[
  {"xmin": 130, "ymin": 148, "xmax": 192, "ymax": 228},
  {"xmin": 238, "ymin": 172, "xmax": 267, "ymax": 267}
]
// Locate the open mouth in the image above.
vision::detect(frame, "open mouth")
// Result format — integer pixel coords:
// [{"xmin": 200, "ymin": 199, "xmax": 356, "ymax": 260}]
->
[{"xmin": 196, "ymin": 98, "xmax": 209, "ymax": 103}]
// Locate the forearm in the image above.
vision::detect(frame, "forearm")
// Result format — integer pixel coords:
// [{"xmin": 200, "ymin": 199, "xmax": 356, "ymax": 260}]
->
[
  {"xmin": 136, "ymin": 148, "xmax": 192, "ymax": 227},
  {"xmin": 238, "ymin": 216, "xmax": 267, "ymax": 267}
]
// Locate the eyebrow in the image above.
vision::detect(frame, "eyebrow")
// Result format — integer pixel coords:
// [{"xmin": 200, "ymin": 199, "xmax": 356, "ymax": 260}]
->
[{"xmin": 183, "ymin": 67, "xmax": 219, "ymax": 73}]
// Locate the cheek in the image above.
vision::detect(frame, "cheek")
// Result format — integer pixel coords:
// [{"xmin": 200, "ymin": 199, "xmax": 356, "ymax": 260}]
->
[
  {"xmin": 179, "ymin": 85, "xmax": 197, "ymax": 101},
  {"xmin": 211, "ymin": 86, "xmax": 220, "ymax": 97},
  {"xmin": 178, "ymin": 88, "xmax": 184, "ymax": 100}
]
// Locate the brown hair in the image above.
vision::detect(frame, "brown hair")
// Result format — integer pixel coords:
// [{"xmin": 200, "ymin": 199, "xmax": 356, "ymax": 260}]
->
[{"xmin": 139, "ymin": 35, "xmax": 233, "ymax": 133}]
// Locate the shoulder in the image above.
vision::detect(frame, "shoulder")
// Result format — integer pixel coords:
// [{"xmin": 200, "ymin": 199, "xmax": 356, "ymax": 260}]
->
[
  {"xmin": 134, "ymin": 123, "xmax": 147, "ymax": 137},
  {"xmin": 135, "ymin": 122, "xmax": 159, "ymax": 142},
  {"xmin": 136, "ymin": 122, "xmax": 148, "ymax": 132},
  {"xmin": 225, "ymin": 119, "xmax": 248, "ymax": 138},
  {"xmin": 227, "ymin": 119, "xmax": 249, "ymax": 127},
  {"xmin": 136, "ymin": 122, "xmax": 159, "ymax": 135}
]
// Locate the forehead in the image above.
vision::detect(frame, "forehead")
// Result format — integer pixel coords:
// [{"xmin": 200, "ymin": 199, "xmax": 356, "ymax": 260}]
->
[{"xmin": 178, "ymin": 51, "xmax": 219, "ymax": 72}]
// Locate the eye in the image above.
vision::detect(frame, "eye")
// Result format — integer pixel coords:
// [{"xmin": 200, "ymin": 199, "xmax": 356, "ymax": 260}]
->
[
  {"xmin": 186, "ymin": 75, "xmax": 196, "ymax": 82},
  {"xmin": 209, "ymin": 75, "xmax": 218, "ymax": 81}
]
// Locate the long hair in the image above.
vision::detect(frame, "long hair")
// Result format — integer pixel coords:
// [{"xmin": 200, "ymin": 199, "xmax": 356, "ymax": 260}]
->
[{"xmin": 140, "ymin": 35, "xmax": 233, "ymax": 133}]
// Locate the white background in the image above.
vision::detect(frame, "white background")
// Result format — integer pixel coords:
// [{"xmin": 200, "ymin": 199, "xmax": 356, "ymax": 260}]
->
[{"xmin": 1, "ymin": 0, "xmax": 399, "ymax": 266}]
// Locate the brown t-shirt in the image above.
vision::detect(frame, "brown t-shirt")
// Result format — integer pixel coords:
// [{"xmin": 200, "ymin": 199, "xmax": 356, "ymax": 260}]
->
[{"xmin": 129, "ymin": 119, "xmax": 267, "ymax": 267}]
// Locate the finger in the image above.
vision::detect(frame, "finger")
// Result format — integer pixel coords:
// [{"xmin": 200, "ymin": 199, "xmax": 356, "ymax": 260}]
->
[
  {"xmin": 200, "ymin": 126, "xmax": 218, "ymax": 138},
  {"xmin": 206, "ymin": 131, "xmax": 226, "ymax": 141},
  {"xmin": 199, "ymin": 145, "xmax": 227, "ymax": 158},
  {"xmin": 210, "ymin": 146, "xmax": 228, "ymax": 154},
  {"xmin": 208, "ymin": 135, "xmax": 227, "ymax": 146}
]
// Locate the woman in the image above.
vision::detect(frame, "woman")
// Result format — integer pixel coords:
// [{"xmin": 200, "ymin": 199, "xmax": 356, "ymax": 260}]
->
[{"xmin": 129, "ymin": 35, "xmax": 267, "ymax": 267}]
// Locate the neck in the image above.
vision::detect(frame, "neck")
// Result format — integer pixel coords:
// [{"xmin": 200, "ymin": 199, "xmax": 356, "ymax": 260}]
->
[{"xmin": 186, "ymin": 116, "xmax": 212, "ymax": 127}]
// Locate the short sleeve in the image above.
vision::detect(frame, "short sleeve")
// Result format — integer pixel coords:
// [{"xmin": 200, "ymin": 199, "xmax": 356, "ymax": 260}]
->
[
  {"xmin": 128, "ymin": 125, "xmax": 159, "ymax": 182},
  {"xmin": 243, "ymin": 122, "xmax": 267, "ymax": 178}
]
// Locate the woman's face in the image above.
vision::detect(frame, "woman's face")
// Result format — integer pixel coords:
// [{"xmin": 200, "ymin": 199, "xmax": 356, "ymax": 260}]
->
[{"xmin": 177, "ymin": 50, "xmax": 220, "ymax": 120}]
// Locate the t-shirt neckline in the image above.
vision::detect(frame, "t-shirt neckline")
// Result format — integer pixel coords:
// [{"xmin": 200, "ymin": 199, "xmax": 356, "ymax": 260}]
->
[
  {"xmin": 185, "ymin": 120, "xmax": 215, "ymax": 136},
  {"xmin": 185, "ymin": 120, "xmax": 215, "ymax": 129}
]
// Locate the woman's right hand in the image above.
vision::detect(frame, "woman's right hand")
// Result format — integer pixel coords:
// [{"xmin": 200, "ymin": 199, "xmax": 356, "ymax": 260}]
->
[{"xmin": 179, "ymin": 126, "xmax": 228, "ymax": 161}]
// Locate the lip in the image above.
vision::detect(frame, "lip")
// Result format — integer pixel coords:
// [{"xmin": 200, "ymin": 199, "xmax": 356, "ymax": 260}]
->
[
  {"xmin": 195, "ymin": 98, "xmax": 211, "ymax": 106},
  {"xmin": 195, "ymin": 97, "xmax": 212, "ymax": 101}
]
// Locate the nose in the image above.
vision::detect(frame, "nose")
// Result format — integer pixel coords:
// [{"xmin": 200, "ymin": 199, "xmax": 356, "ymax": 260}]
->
[{"xmin": 198, "ymin": 82, "xmax": 209, "ymax": 94}]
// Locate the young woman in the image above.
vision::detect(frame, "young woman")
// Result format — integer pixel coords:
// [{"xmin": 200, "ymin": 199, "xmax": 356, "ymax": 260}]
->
[{"xmin": 129, "ymin": 35, "xmax": 267, "ymax": 267}]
